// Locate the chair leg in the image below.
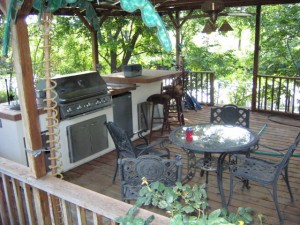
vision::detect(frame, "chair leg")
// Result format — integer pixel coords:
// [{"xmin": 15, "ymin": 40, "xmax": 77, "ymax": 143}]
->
[
  {"xmin": 174, "ymin": 97, "xmax": 183, "ymax": 126},
  {"xmin": 162, "ymin": 102, "xmax": 170, "ymax": 134},
  {"xmin": 205, "ymin": 171, "xmax": 209, "ymax": 184},
  {"xmin": 203, "ymin": 153, "xmax": 211, "ymax": 184},
  {"xmin": 112, "ymin": 160, "xmax": 118, "ymax": 184},
  {"xmin": 227, "ymin": 172, "xmax": 234, "ymax": 208},
  {"xmin": 148, "ymin": 103, "xmax": 155, "ymax": 143},
  {"xmin": 272, "ymin": 184, "xmax": 284, "ymax": 224},
  {"xmin": 283, "ymin": 166, "xmax": 294, "ymax": 202}
]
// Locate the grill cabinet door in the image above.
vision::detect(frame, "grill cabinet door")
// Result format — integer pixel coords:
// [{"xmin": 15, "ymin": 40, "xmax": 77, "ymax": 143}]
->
[
  {"xmin": 90, "ymin": 116, "xmax": 108, "ymax": 154},
  {"xmin": 67, "ymin": 115, "xmax": 108, "ymax": 163}
]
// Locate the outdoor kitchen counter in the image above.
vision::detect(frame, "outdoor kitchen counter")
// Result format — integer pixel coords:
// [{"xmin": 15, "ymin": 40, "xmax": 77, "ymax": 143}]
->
[
  {"xmin": 0, "ymin": 103, "xmax": 46, "ymax": 121},
  {"xmin": 102, "ymin": 69, "xmax": 181, "ymax": 84},
  {"xmin": 0, "ymin": 86, "xmax": 135, "ymax": 122}
]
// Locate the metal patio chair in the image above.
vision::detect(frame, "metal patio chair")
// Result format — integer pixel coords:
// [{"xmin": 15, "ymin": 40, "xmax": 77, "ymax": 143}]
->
[
  {"xmin": 105, "ymin": 121, "xmax": 170, "ymax": 183},
  {"xmin": 198, "ymin": 104, "xmax": 251, "ymax": 183},
  {"xmin": 118, "ymin": 154, "xmax": 182, "ymax": 201},
  {"xmin": 210, "ymin": 104, "xmax": 250, "ymax": 128},
  {"xmin": 228, "ymin": 132, "xmax": 300, "ymax": 224}
]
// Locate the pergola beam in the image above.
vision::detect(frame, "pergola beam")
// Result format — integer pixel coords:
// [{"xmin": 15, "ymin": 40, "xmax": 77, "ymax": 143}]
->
[{"xmin": 74, "ymin": 9, "xmax": 99, "ymax": 70}]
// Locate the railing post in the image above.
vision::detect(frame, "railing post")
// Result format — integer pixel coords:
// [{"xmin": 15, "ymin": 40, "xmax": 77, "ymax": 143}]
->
[
  {"xmin": 210, "ymin": 72, "xmax": 215, "ymax": 106},
  {"xmin": 252, "ymin": 5, "xmax": 262, "ymax": 111}
]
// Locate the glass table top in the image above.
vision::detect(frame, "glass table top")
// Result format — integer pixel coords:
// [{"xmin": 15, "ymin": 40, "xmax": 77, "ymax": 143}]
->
[{"xmin": 169, "ymin": 124, "xmax": 259, "ymax": 153}]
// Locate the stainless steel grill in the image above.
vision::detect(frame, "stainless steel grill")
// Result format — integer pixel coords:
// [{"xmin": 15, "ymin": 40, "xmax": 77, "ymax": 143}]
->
[{"xmin": 52, "ymin": 71, "xmax": 112, "ymax": 119}]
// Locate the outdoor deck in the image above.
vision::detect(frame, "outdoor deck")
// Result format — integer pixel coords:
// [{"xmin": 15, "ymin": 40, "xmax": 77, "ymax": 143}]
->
[{"xmin": 63, "ymin": 105, "xmax": 300, "ymax": 225}]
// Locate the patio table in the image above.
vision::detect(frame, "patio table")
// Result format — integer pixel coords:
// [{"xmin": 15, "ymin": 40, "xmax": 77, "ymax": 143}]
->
[{"xmin": 169, "ymin": 123, "xmax": 259, "ymax": 207}]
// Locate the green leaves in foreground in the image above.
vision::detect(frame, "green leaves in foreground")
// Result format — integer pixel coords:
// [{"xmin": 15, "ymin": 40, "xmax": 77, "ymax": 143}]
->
[{"xmin": 116, "ymin": 180, "xmax": 259, "ymax": 225}]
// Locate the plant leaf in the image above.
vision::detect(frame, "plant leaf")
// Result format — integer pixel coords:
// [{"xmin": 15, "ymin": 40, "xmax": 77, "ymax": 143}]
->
[{"xmin": 208, "ymin": 209, "xmax": 222, "ymax": 219}]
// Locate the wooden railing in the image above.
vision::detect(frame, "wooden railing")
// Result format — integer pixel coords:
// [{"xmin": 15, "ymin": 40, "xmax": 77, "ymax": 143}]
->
[
  {"xmin": 256, "ymin": 75, "xmax": 300, "ymax": 115},
  {"xmin": 162, "ymin": 70, "xmax": 215, "ymax": 106},
  {"xmin": 186, "ymin": 71, "xmax": 215, "ymax": 106},
  {"xmin": 0, "ymin": 157, "xmax": 170, "ymax": 225}
]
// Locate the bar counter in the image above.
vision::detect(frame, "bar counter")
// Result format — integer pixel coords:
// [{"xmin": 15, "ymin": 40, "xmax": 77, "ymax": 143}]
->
[
  {"xmin": 102, "ymin": 69, "xmax": 181, "ymax": 84},
  {"xmin": 103, "ymin": 69, "xmax": 182, "ymax": 135}
]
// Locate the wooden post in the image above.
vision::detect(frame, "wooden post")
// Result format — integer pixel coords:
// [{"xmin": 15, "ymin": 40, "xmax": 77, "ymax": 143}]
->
[
  {"xmin": 251, "ymin": 5, "xmax": 262, "ymax": 111},
  {"xmin": 91, "ymin": 30, "xmax": 99, "ymax": 71},
  {"xmin": 168, "ymin": 10, "xmax": 194, "ymax": 68},
  {"xmin": 8, "ymin": 2, "xmax": 51, "ymax": 224},
  {"xmin": 175, "ymin": 11, "xmax": 181, "ymax": 66},
  {"xmin": 11, "ymin": 16, "xmax": 46, "ymax": 178},
  {"xmin": 75, "ymin": 9, "xmax": 99, "ymax": 70}
]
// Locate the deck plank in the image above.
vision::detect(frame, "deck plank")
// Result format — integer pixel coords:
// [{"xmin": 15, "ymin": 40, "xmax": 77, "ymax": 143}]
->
[{"xmin": 64, "ymin": 106, "xmax": 300, "ymax": 225}]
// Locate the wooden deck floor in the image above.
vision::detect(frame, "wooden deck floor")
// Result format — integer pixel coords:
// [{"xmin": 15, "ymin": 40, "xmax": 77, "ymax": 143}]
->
[{"xmin": 63, "ymin": 106, "xmax": 300, "ymax": 225}]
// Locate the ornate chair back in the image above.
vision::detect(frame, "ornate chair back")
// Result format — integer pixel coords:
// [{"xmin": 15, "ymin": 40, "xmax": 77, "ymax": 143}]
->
[
  {"xmin": 276, "ymin": 131, "xmax": 300, "ymax": 175},
  {"xmin": 105, "ymin": 121, "xmax": 137, "ymax": 158},
  {"xmin": 210, "ymin": 104, "xmax": 250, "ymax": 128},
  {"xmin": 118, "ymin": 155, "xmax": 182, "ymax": 201}
]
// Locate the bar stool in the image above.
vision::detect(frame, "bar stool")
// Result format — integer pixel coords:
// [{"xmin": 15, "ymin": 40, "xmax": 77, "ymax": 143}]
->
[
  {"xmin": 147, "ymin": 93, "xmax": 171, "ymax": 143},
  {"xmin": 163, "ymin": 84, "xmax": 185, "ymax": 126}
]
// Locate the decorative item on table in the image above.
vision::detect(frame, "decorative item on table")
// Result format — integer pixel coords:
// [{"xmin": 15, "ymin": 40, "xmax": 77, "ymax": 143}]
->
[
  {"xmin": 123, "ymin": 64, "xmax": 142, "ymax": 77},
  {"xmin": 186, "ymin": 127, "xmax": 193, "ymax": 141}
]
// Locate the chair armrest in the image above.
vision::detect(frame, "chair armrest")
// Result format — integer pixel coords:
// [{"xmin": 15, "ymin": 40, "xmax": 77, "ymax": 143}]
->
[
  {"xmin": 231, "ymin": 154, "xmax": 277, "ymax": 168},
  {"xmin": 139, "ymin": 137, "xmax": 168, "ymax": 151},
  {"xmin": 250, "ymin": 143, "xmax": 288, "ymax": 156},
  {"xmin": 129, "ymin": 129, "xmax": 148, "ymax": 146},
  {"xmin": 251, "ymin": 130, "xmax": 300, "ymax": 158},
  {"xmin": 257, "ymin": 124, "xmax": 268, "ymax": 137},
  {"xmin": 136, "ymin": 138, "xmax": 170, "ymax": 158}
]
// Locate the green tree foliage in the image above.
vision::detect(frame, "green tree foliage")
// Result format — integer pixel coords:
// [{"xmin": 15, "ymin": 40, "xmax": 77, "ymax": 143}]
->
[
  {"xmin": 0, "ymin": 15, "xmax": 16, "ymax": 103},
  {"xmin": 99, "ymin": 16, "xmax": 144, "ymax": 73},
  {"xmin": 99, "ymin": 16, "xmax": 175, "ymax": 74},
  {"xmin": 28, "ymin": 15, "xmax": 93, "ymax": 78},
  {"xmin": 259, "ymin": 4, "xmax": 300, "ymax": 76},
  {"xmin": 181, "ymin": 9, "xmax": 256, "ymax": 106}
]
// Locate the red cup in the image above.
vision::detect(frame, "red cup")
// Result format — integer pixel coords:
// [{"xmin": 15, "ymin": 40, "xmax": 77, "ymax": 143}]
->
[{"xmin": 186, "ymin": 127, "xmax": 193, "ymax": 141}]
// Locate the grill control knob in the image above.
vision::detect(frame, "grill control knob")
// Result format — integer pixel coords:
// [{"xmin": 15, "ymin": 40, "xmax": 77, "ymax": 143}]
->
[
  {"xmin": 85, "ymin": 102, "xmax": 91, "ymax": 107},
  {"xmin": 95, "ymin": 99, "xmax": 101, "ymax": 105},
  {"xmin": 77, "ymin": 105, "xmax": 82, "ymax": 110},
  {"xmin": 66, "ymin": 107, "xmax": 72, "ymax": 113}
]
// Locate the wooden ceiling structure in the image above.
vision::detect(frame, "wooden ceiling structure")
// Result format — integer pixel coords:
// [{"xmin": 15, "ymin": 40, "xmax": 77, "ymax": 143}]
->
[
  {"xmin": 45, "ymin": 0, "xmax": 300, "ymax": 73},
  {"xmin": 47, "ymin": 0, "xmax": 300, "ymax": 17},
  {"xmin": 1, "ymin": 0, "xmax": 300, "ymax": 63},
  {"xmin": 0, "ymin": 0, "xmax": 300, "ymax": 178}
]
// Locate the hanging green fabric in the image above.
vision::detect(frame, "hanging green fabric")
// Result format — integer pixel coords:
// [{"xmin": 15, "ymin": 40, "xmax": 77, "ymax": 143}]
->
[
  {"xmin": 76, "ymin": 0, "xmax": 100, "ymax": 31},
  {"xmin": 119, "ymin": 0, "xmax": 172, "ymax": 52},
  {"xmin": 33, "ymin": 0, "xmax": 64, "ymax": 13},
  {"xmin": 2, "ymin": 0, "xmax": 65, "ymax": 56},
  {"xmin": 2, "ymin": 0, "xmax": 67, "ymax": 56},
  {"xmin": 2, "ymin": 0, "xmax": 23, "ymax": 57}
]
